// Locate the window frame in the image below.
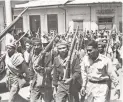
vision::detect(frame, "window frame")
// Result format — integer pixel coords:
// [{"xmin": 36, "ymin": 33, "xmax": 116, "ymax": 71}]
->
[{"xmin": 47, "ymin": 14, "xmax": 58, "ymax": 34}]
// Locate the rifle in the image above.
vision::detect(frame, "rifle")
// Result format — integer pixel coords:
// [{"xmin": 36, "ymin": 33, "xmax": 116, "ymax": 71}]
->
[
  {"xmin": 105, "ymin": 30, "xmax": 112, "ymax": 56},
  {"xmin": 35, "ymin": 34, "xmax": 58, "ymax": 66},
  {"xmin": 0, "ymin": 7, "xmax": 28, "ymax": 40},
  {"xmin": 0, "ymin": 31, "xmax": 28, "ymax": 62},
  {"xmin": 65, "ymin": 26, "xmax": 71, "ymax": 38},
  {"xmin": 77, "ymin": 31, "xmax": 85, "ymax": 51},
  {"xmin": 64, "ymin": 26, "xmax": 79, "ymax": 79}
]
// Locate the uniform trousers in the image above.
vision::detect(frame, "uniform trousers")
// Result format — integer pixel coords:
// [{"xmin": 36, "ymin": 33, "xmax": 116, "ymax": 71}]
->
[
  {"xmin": 30, "ymin": 85, "xmax": 53, "ymax": 102},
  {"xmin": 85, "ymin": 81, "xmax": 109, "ymax": 102},
  {"xmin": 55, "ymin": 81, "xmax": 79, "ymax": 102}
]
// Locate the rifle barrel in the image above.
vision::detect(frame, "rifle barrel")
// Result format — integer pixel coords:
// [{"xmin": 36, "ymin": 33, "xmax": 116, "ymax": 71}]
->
[{"xmin": 0, "ymin": 7, "xmax": 28, "ymax": 40}]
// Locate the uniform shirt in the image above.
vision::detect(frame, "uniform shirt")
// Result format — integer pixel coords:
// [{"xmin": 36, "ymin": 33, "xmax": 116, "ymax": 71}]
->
[
  {"xmin": 29, "ymin": 51, "xmax": 53, "ymax": 87},
  {"xmin": 80, "ymin": 54, "xmax": 118, "ymax": 87},
  {"xmin": 5, "ymin": 52, "xmax": 30, "ymax": 88},
  {"xmin": 52, "ymin": 51, "xmax": 81, "ymax": 87}
]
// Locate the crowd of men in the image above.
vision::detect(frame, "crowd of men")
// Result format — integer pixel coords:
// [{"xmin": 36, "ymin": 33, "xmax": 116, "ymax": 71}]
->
[{"xmin": 0, "ymin": 28, "xmax": 123, "ymax": 102}]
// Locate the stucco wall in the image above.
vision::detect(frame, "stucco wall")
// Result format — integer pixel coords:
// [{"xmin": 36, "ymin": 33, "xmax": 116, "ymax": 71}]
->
[
  {"xmin": 13, "ymin": 3, "xmax": 122, "ymax": 35},
  {"xmin": 14, "ymin": 7, "xmax": 65, "ymax": 35}
]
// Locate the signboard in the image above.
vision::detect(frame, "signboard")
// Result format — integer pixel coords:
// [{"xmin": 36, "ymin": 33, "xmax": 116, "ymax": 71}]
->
[{"xmin": 96, "ymin": 9, "xmax": 115, "ymax": 14}]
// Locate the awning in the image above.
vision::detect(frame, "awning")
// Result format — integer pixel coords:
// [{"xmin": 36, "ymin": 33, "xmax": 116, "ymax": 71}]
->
[
  {"xmin": 68, "ymin": 0, "xmax": 123, "ymax": 4},
  {"xmin": 15, "ymin": 0, "xmax": 71, "ymax": 8}
]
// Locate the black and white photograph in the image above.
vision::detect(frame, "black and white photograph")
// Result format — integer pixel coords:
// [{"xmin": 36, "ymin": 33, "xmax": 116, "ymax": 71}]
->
[{"xmin": 0, "ymin": 0, "xmax": 123, "ymax": 102}]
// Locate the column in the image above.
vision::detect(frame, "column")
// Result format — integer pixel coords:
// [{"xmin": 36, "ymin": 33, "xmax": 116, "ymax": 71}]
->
[{"xmin": 5, "ymin": 0, "xmax": 12, "ymax": 26}]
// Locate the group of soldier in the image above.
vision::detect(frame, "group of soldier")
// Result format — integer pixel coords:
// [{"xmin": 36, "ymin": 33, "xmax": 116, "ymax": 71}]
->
[{"xmin": 0, "ymin": 28, "xmax": 123, "ymax": 102}]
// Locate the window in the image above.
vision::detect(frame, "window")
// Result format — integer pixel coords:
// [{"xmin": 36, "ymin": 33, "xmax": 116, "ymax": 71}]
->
[
  {"xmin": 98, "ymin": 17, "xmax": 113, "ymax": 30},
  {"xmin": 14, "ymin": 16, "xmax": 23, "ymax": 32},
  {"xmin": 47, "ymin": 14, "xmax": 58, "ymax": 34},
  {"xmin": 98, "ymin": 17, "xmax": 113, "ymax": 23},
  {"xmin": 29, "ymin": 15, "xmax": 41, "ymax": 37},
  {"xmin": 73, "ymin": 20, "xmax": 83, "ymax": 33}
]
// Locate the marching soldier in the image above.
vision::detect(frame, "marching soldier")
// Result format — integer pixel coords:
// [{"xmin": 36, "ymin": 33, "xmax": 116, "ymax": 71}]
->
[
  {"xmin": 29, "ymin": 38, "xmax": 53, "ymax": 102},
  {"xmin": 5, "ymin": 42, "xmax": 30, "ymax": 102},
  {"xmin": 52, "ymin": 41, "xmax": 81, "ymax": 102},
  {"xmin": 80, "ymin": 40, "xmax": 119, "ymax": 102},
  {"xmin": 23, "ymin": 40, "xmax": 32, "ymax": 65},
  {"xmin": 97, "ymin": 40, "xmax": 105, "ymax": 55}
]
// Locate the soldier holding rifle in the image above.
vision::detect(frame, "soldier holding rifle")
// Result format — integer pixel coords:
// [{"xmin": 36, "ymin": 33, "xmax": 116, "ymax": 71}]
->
[
  {"xmin": 29, "ymin": 37, "xmax": 54, "ymax": 102},
  {"xmin": 52, "ymin": 27, "xmax": 81, "ymax": 102}
]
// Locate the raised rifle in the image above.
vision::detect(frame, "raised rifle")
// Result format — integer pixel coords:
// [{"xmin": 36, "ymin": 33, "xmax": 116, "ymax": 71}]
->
[
  {"xmin": 0, "ymin": 7, "xmax": 28, "ymax": 40},
  {"xmin": 64, "ymin": 26, "xmax": 79, "ymax": 79},
  {"xmin": 0, "ymin": 31, "xmax": 28, "ymax": 63},
  {"xmin": 35, "ymin": 34, "xmax": 58, "ymax": 66},
  {"xmin": 105, "ymin": 30, "xmax": 112, "ymax": 56},
  {"xmin": 77, "ymin": 31, "xmax": 85, "ymax": 51},
  {"xmin": 65, "ymin": 26, "xmax": 71, "ymax": 38}
]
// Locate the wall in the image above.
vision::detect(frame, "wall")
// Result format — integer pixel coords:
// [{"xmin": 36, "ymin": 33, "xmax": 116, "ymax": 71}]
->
[
  {"xmin": 14, "ymin": 7, "xmax": 65, "ymax": 36},
  {"xmin": 66, "ymin": 6, "xmax": 92, "ymax": 32},
  {"xmin": 13, "ymin": 3, "xmax": 122, "ymax": 35},
  {"xmin": 95, "ymin": 3, "xmax": 122, "ymax": 31}
]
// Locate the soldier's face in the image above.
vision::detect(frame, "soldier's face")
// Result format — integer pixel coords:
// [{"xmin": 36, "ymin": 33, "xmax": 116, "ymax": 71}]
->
[
  {"xmin": 6, "ymin": 46, "xmax": 15, "ymax": 56},
  {"xmin": 58, "ymin": 45, "xmax": 68, "ymax": 57},
  {"xmin": 26, "ymin": 43, "xmax": 31, "ymax": 52},
  {"xmin": 87, "ymin": 46, "xmax": 98, "ymax": 60},
  {"xmin": 33, "ymin": 42, "xmax": 42, "ymax": 54},
  {"xmin": 98, "ymin": 44, "xmax": 104, "ymax": 54}
]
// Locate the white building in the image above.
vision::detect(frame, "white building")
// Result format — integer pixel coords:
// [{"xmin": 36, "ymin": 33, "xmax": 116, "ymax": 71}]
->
[
  {"xmin": 0, "ymin": 0, "xmax": 123, "ymax": 51},
  {"xmin": 14, "ymin": 0, "xmax": 123, "ymax": 35}
]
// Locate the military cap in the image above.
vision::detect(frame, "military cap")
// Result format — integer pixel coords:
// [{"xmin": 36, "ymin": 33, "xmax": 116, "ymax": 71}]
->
[
  {"xmin": 56, "ymin": 40, "xmax": 69, "ymax": 48},
  {"xmin": 31, "ymin": 37, "xmax": 42, "ymax": 45}
]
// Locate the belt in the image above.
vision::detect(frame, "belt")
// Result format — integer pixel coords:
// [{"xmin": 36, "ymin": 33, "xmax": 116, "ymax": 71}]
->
[{"xmin": 89, "ymin": 79, "xmax": 107, "ymax": 84}]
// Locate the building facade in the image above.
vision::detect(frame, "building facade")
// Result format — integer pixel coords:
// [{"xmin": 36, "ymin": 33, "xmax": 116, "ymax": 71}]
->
[
  {"xmin": 0, "ymin": 0, "xmax": 123, "ymax": 52},
  {"xmin": 14, "ymin": 1, "xmax": 122, "ymax": 35}
]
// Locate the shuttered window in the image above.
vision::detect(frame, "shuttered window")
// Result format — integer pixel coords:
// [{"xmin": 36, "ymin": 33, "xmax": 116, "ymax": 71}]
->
[{"xmin": 47, "ymin": 14, "xmax": 58, "ymax": 34}]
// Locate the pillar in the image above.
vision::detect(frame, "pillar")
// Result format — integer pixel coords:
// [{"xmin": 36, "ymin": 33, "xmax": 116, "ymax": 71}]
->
[{"xmin": 5, "ymin": 0, "xmax": 12, "ymax": 26}]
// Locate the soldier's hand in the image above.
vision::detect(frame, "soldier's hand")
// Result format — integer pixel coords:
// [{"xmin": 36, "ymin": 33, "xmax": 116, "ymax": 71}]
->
[
  {"xmin": 80, "ymin": 86, "xmax": 86, "ymax": 96},
  {"xmin": 35, "ymin": 66, "xmax": 45, "ymax": 72},
  {"xmin": 64, "ymin": 78, "xmax": 72, "ymax": 84}
]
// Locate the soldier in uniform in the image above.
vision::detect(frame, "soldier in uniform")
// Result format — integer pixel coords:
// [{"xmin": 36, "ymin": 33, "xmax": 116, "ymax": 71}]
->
[
  {"xmin": 52, "ymin": 41, "xmax": 81, "ymax": 102},
  {"xmin": 29, "ymin": 38, "xmax": 53, "ymax": 102},
  {"xmin": 97, "ymin": 40, "xmax": 105, "ymax": 55},
  {"xmin": 80, "ymin": 40, "xmax": 119, "ymax": 102},
  {"xmin": 5, "ymin": 42, "xmax": 30, "ymax": 102}
]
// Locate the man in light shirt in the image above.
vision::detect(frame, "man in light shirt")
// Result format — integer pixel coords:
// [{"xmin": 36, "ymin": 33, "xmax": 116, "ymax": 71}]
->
[
  {"xmin": 80, "ymin": 40, "xmax": 119, "ymax": 102},
  {"xmin": 23, "ymin": 41, "xmax": 32, "ymax": 65}
]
